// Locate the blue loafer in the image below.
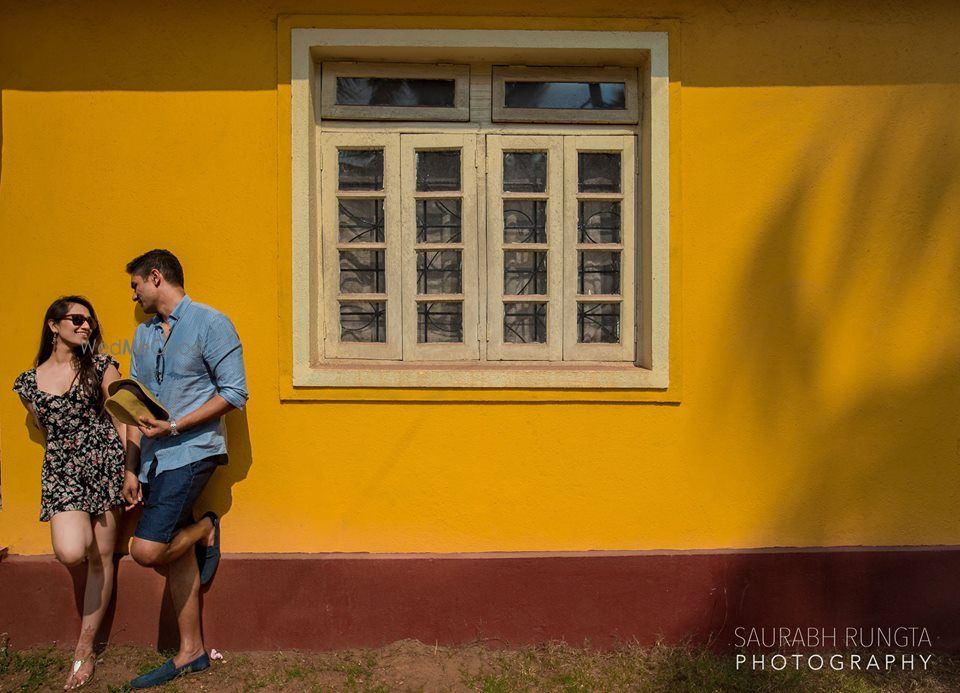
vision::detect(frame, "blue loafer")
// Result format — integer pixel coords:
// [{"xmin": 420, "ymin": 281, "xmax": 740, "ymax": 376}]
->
[
  {"xmin": 196, "ymin": 511, "xmax": 220, "ymax": 585},
  {"xmin": 130, "ymin": 652, "xmax": 210, "ymax": 688}
]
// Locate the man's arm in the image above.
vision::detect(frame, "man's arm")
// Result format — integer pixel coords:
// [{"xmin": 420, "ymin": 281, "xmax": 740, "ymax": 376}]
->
[
  {"xmin": 138, "ymin": 313, "xmax": 248, "ymax": 439},
  {"xmin": 137, "ymin": 394, "xmax": 236, "ymax": 438}
]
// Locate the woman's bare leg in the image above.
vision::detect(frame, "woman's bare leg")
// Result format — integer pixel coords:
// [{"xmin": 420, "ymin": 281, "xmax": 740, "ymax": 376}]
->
[
  {"xmin": 72, "ymin": 507, "xmax": 121, "ymax": 687},
  {"xmin": 50, "ymin": 511, "xmax": 92, "ymax": 567},
  {"xmin": 50, "ymin": 508, "xmax": 120, "ymax": 689}
]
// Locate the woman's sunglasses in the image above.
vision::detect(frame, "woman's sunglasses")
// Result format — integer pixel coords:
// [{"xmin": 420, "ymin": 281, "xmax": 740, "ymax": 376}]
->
[{"xmin": 61, "ymin": 314, "xmax": 97, "ymax": 329}]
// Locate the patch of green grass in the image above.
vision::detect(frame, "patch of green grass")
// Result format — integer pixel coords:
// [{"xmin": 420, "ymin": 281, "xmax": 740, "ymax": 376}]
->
[
  {"xmin": 0, "ymin": 641, "xmax": 60, "ymax": 692},
  {"xmin": 135, "ymin": 648, "xmax": 174, "ymax": 676},
  {"xmin": 333, "ymin": 650, "xmax": 380, "ymax": 688}
]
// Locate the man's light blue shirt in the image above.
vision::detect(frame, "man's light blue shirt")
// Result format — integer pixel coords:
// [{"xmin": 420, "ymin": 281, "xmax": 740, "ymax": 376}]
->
[{"xmin": 130, "ymin": 295, "xmax": 248, "ymax": 482}]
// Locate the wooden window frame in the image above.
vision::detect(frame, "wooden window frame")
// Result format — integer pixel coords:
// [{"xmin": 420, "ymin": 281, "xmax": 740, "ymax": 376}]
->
[
  {"xmin": 321, "ymin": 62, "xmax": 471, "ymax": 122},
  {"xmin": 320, "ymin": 132, "xmax": 404, "ymax": 359},
  {"xmin": 491, "ymin": 66, "xmax": 640, "ymax": 125},
  {"xmin": 400, "ymin": 133, "xmax": 480, "ymax": 361},
  {"xmin": 486, "ymin": 135, "xmax": 564, "ymax": 361},
  {"xmin": 562, "ymin": 135, "xmax": 636, "ymax": 361},
  {"xmin": 289, "ymin": 28, "xmax": 672, "ymax": 392}
]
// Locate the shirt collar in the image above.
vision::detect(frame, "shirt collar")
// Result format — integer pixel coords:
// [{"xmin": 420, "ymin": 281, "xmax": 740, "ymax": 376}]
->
[
  {"xmin": 168, "ymin": 294, "xmax": 192, "ymax": 323},
  {"xmin": 150, "ymin": 294, "xmax": 192, "ymax": 330}
]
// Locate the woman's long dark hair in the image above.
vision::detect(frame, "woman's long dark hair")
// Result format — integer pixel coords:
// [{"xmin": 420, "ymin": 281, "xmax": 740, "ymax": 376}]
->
[{"xmin": 34, "ymin": 296, "xmax": 106, "ymax": 408}]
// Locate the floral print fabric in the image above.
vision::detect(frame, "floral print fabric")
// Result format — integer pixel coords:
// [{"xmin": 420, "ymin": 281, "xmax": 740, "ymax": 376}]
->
[{"xmin": 13, "ymin": 353, "xmax": 125, "ymax": 521}]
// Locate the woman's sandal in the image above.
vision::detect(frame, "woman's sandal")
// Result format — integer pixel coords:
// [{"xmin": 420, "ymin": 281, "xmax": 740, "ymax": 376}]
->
[{"xmin": 64, "ymin": 655, "xmax": 95, "ymax": 691}]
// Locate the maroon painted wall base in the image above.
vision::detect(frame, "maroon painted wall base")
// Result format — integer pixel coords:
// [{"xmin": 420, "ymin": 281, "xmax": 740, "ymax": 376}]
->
[{"xmin": 2, "ymin": 548, "xmax": 959, "ymax": 652}]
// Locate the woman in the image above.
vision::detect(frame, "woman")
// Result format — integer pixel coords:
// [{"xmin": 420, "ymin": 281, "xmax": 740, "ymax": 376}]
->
[{"xmin": 13, "ymin": 296, "xmax": 126, "ymax": 690}]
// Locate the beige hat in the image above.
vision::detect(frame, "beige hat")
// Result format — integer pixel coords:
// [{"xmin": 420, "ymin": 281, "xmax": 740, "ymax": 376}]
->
[{"xmin": 105, "ymin": 379, "xmax": 169, "ymax": 426}]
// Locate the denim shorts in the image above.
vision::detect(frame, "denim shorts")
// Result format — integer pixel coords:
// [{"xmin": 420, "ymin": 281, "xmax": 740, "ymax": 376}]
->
[{"xmin": 134, "ymin": 455, "xmax": 226, "ymax": 544}]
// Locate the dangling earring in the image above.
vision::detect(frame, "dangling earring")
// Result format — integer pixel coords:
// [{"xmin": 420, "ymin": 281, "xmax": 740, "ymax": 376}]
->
[{"xmin": 51, "ymin": 332, "xmax": 58, "ymax": 348}]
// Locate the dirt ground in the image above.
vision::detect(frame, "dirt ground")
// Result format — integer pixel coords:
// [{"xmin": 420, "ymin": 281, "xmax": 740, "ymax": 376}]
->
[{"xmin": 3, "ymin": 637, "xmax": 960, "ymax": 692}]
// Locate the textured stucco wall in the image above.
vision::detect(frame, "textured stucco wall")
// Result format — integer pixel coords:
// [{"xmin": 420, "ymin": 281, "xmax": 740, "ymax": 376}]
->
[{"xmin": 1, "ymin": 1, "xmax": 959, "ymax": 554}]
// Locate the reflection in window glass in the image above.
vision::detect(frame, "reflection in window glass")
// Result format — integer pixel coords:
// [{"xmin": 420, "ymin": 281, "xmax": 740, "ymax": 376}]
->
[
  {"xmin": 335, "ymin": 77, "xmax": 456, "ymax": 107},
  {"xmin": 417, "ymin": 302, "xmax": 463, "ymax": 343},
  {"xmin": 417, "ymin": 251, "xmax": 462, "ymax": 294},
  {"xmin": 577, "ymin": 303, "xmax": 620, "ymax": 343},
  {"xmin": 416, "ymin": 200, "xmax": 461, "ymax": 243},
  {"xmin": 416, "ymin": 150, "xmax": 461, "ymax": 191},
  {"xmin": 578, "ymin": 201, "xmax": 621, "ymax": 244},
  {"xmin": 338, "ymin": 199, "xmax": 384, "ymax": 243},
  {"xmin": 578, "ymin": 251, "xmax": 620, "ymax": 296},
  {"xmin": 504, "ymin": 82, "xmax": 625, "ymax": 110},
  {"xmin": 503, "ymin": 201, "xmax": 547, "ymax": 244},
  {"xmin": 503, "ymin": 152, "xmax": 547, "ymax": 192},
  {"xmin": 338, "ymin": 150, "xmax": 384, "ymax": 190},
  {"xmin": 504, "ymin": 303, "xmax": 547, "ymax": 343},
  {"xmin": 504, "ymin": 251, "xmax": 547, "ymax": 296},
  {"xmin": 339, "ymin": 250, "xmax": 385, "ymax": 294},
  {"xmin": 578, "ymin": 153, "xmax": 621, "ymax": 193},
  {"xmin": 340, "ymin": 302, "xmax": 386, "ymax": 342}
]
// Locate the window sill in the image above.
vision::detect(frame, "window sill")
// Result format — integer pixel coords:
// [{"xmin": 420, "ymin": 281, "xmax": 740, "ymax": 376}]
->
[{"xmin": 286, "ymin": 360, "xmax": 674, "ymax": 401}]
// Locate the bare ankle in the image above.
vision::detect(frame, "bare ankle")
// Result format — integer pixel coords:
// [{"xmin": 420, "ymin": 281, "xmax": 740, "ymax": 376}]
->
[{"xmin": 173, "ymin": 646, "xmax": 206, "ymax": 667}]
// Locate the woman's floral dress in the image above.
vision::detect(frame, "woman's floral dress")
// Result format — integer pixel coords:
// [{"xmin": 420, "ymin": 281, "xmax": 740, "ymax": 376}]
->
[{"xmin": 13, "ymin": 353, "xmax": 125, "ymax": 521}]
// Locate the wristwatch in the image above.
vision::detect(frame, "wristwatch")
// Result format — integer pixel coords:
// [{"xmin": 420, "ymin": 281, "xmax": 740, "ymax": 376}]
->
[{"xmin": 169, "ymin": 419, "xmax": 180, "ymax": 436}]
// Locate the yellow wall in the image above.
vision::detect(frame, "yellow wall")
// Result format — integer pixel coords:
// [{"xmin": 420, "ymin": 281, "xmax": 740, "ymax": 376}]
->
[{"xmin": 2, "ymin": 1, "xmax": 959, "ymax": 554}]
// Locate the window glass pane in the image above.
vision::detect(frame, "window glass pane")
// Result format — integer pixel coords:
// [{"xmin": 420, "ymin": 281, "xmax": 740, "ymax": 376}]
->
[
  {"xmin": 504, "ymin": 303, "xmax": 547, "ymax": 344},
  {"xmin": 578, "ymin": 153, "xmax": 621, "ymax": 193},
  {"xmin": 504, "ymin": 82, "xmax": 626, "ymax": 110},
  {"xmin": 338, "ymin": 199, "xmax": 384, "ymax": 243},
  {"xmin": 416, "ymin": 150, "xmax": 460, "ymax": 191},
  {"xmin": 339, "ymin": 250, "xmax": 385, "ymax": 294},
  {"xmin": 504, "ymin": 251, "xmax": 547, "ymax": 295},
  {"xmin": 577, "ymin": 303, "xmax": 620, "ymax": 343},
  {"xmin": 416, "ymin": 200, "xmax": 461, "ymax": 243},
  {"xmin": 503, "ymin": 200, "xmax": 547, "ymax": 244},
  {"xmin": 340, "ymin": 302, "xmax": 386, "ymax": 342},
  {"xmin": 417, "ymin": 302, "xmax": 463, "ymax": 342},
  {"xmin": 335, "ymin": 77, "xmax": 456, "ymax": 107},
  {"xmin": 578, "ymin": 251, "xmax": 620, "ymax": 295},
  {"xmin": 503, "ymin": 152, "xmax": 547, "ymax": 192},
  {"xmin": 578, "ymin": 201, "xmax": 621, "ymax": 244},
  {"xmin": 417, "ymin": 251, "xmax": 462, "ymax": 294},
  {"xmin": 338, "ymin": 150, "xmax": 384, "ymax": 190}
]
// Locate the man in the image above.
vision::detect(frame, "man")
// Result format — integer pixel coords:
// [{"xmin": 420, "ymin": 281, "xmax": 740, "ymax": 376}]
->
[{"xmin": 120, "ymin": 249, "xmax": 248, "ymax": 688}]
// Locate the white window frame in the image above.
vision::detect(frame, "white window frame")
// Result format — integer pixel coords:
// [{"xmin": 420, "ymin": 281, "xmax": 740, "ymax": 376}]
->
[{"xmin": 291, "ymin": 29, "xmax": 670, "ymax": 389}]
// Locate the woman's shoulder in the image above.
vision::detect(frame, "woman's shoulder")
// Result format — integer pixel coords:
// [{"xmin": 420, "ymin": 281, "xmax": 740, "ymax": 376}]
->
[
  {"xmin": 92, "ymin": 351, "xmax": 121, "ymax": 377},
  {"xmin": 12, "ymin": 367, "xmax": 36, "ymax": 399}
]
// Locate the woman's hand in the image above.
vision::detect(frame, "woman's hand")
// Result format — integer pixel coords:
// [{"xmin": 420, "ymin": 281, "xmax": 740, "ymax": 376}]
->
[{"xmin": 122, "ymin": 470, "xmax": 142, "ymax": 510}]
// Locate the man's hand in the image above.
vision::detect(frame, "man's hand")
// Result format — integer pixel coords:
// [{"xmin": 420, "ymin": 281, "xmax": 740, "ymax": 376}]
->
[
  {"xmin": 122, "ymin": 470, "xmax": 142, "ymax": 511},
  {"xmin": 138, "ymin": 416, "xmax": 172, "ymax": 439}
]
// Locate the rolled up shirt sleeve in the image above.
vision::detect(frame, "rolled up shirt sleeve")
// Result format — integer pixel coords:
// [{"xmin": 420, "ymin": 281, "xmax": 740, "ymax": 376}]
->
[
  {"xmin": 129, "ymin": 326, "xmax": 142, "ymax": 381},
  {"xmin": 203, "ymin": 314, "xmax": 249, "ymax": 410}
]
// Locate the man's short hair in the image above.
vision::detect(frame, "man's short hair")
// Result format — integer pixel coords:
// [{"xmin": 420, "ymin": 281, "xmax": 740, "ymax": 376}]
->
[{"xmin": 125, "ymin": 249, "xmax": 185, "ymax": 288}]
